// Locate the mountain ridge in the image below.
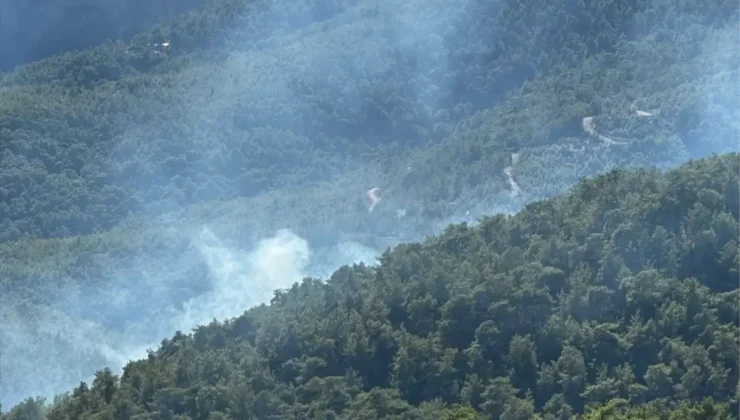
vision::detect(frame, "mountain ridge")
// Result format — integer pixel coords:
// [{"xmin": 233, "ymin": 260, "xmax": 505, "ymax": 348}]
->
[{"xmin": 0, "ymin": 0, "xmax": 738, "ymax": 414}]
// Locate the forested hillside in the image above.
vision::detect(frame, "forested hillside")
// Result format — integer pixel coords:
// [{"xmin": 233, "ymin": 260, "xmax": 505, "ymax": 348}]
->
[
  {"xmin": 3, "ymin": 154, "xmax": 738, "ymax": 419},
  {"xmin": 1, "ymin": 0, "xmax": 739, "ymax": 415},
  {"xmin": 2, "ymin": 0, "xmax": 737, "ymax": 242},
  {"xmin": 0, "ymin": 0, "xmax": 208, "ymax": 71}
]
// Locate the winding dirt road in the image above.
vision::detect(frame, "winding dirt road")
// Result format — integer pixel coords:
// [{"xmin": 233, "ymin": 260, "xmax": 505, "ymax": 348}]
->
[
  {"xmin": 504, "ymin": 153, "xmax": 523, "ymax": 196},
  {"xmin": 581, "ymin": 116, "xmax": 627, "ymax": 145}
]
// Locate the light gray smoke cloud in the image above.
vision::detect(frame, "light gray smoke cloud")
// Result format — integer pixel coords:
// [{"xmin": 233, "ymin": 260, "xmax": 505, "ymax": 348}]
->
[
  {"xmin": 2, "ymin": 0, "xmax": 738, "ymax": 412},
  {"xmin": 178, "ymin": 227, "xmax": 311, "ymax": 329},
  {"xmin": 0, "ymin": 227, "xmax": 359, "ymax": 408},
  {"xmin": 691, "ymin": 24, "xmax": 740, "ymax": 156}
]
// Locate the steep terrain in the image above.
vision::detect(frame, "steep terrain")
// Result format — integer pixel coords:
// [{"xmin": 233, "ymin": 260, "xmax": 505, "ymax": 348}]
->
[
  {"xmin": 0, "ymin": 0, "xmax": 208, "ymax": 71},
  {"xmin": 0, "ymin": 0, "xmax": 738, "ymax": 414},
  {"xmin": 2, "ymin": 0, "xmax": 737, "ymax": 242},
  {"xmin": 4, "ymin": 154, "xmax": 738, "ymax": 419}
]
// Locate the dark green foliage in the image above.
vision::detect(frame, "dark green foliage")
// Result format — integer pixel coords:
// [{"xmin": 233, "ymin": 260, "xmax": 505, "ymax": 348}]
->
[
  {"xmin": 1, "ymin": 0, "xmax": 739, "ymax": 417},
  {"xmin": 4, "ymin": 154, "xmax": 737, "ymax": 419},
  {"xmin": 1, "ymin": 0, "xmax": 737, "ymax": 243}
]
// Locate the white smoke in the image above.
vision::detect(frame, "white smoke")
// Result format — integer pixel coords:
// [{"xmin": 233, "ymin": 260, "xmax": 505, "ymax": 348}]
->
[
  {"xmin": 178, "ymin": 227, "xmax": 310, "ymax": 329},
  {"xmin": 0, "ymin": 228, "xmax": 325, "ymax": 409}
]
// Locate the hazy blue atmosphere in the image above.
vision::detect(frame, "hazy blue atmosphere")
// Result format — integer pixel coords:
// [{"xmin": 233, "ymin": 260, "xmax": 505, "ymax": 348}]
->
[{"xmin": 0, "ymin": 0, "xmax": 738, "ymax": 416}]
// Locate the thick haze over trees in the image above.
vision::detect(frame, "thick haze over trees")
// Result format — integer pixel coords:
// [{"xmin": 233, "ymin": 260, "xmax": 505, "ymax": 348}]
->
[
  {"xmin": 0, "ymin": 0, "xmax": 208, "ymax": 72},
  {"xmin": 0, "ymin": 0, "xmax": 738, "ymax": 417}
]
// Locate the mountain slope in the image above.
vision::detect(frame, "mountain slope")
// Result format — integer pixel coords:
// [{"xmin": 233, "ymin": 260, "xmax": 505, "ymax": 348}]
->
[
  {"xmin": 0, "ymin": 0, "xmax": 208, "ymax": 72},
  {"xmin": 0, "ymin": 0, "xmax": 738, "ymax": 412},
  {"xmin": 3, "ymin": 153, "xmax": 738, "ymax": 419},
  {"xmin": 1, "ymin": 0, "xmax": 737, "ymax": 241}
]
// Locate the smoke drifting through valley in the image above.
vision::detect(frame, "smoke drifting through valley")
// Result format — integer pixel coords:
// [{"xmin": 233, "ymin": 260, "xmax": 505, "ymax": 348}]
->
[
  {"xmin": 0, "ymin": 0, "xmax": 477, "ymax": 408},
  {"xmin": 1, "ymin": 0, "xmax": 738, "ymax": 411},
  {"xmin": 181, "ymin": 228, "xmax": 310, "ymax": 329},
  {"xmin": 0, "ymin": 227, "xmax": 382, "ymax": 408}
]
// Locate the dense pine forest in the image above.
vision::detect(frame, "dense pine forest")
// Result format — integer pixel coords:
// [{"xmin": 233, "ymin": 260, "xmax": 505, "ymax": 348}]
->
[
  {"xmin": 4, "ymin": 155, "xmax": 739, "ymax": 419},
  {"xmin": 0, "ymin": 0, "xmax": 738, "ymax": 418}
]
